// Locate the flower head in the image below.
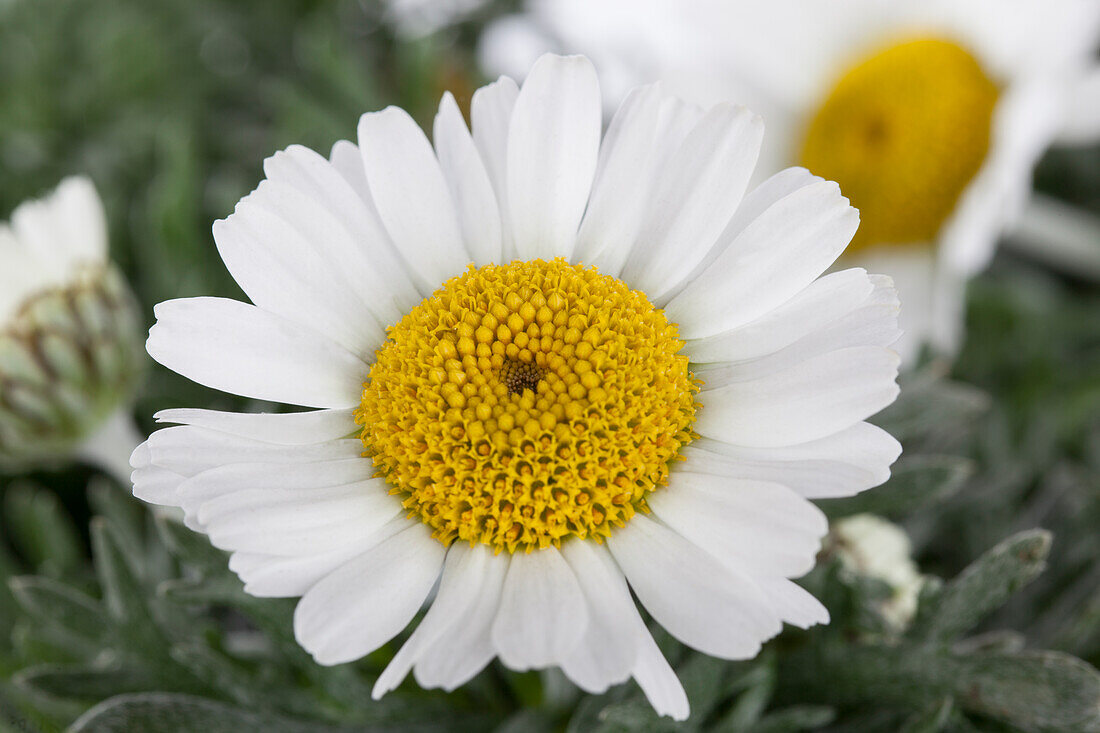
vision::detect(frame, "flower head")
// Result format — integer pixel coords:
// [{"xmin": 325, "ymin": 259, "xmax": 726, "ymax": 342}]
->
[
  {"xmin": 481, "ymin": 0, "xmax": 1100, "ymax": 360},
  {"xmin": 0, "ymin": 177, "xmax": 144, "ymax": 478},
  {"xmin": 132, "ymin": 54, "xmax": 902, "ymax": 719}
]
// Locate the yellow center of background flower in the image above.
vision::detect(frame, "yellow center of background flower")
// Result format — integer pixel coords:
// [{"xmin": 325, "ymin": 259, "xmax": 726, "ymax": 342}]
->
[
  {"xmin": 358, "ymin": 259, "xmax": 699, "ymax": 553},
  {"xmin": 800, "ymin": 37, "xmax": 999, "ymax": 253}
]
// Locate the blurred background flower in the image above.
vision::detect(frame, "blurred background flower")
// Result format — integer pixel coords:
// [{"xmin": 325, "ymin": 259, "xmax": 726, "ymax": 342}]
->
[
  {"xmin": 0, "ymin": 177, "xmax": 144, "ymax": 481},
  {"xmin": 482, "ymin": 0, "xmax": 1100, "ymax": 363}
]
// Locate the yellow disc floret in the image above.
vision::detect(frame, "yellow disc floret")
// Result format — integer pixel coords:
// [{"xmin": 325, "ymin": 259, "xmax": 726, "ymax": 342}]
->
[
  {"xmin": 800, "ymin": 37, "xmax": 999, "ymax": 252},
  {"xmin": 357, "ymin": 259, "xmax": 699, "ymax": 553}
]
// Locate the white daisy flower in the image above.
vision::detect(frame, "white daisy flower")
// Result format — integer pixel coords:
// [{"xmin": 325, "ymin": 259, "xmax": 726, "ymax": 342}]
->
[
  {"xmin": 0, "ymin": 177, "xmax": 144, "ymax": 480},
  {"xmin": 480, "ymin": 0, "xmax": 1100, "ymax": 362},
  {"xmin": 131, "ymin": 53, "xmax": 902, "ymax": 719}
]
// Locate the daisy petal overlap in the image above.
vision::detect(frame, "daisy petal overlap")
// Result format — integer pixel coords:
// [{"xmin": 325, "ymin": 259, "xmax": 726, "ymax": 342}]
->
[{"xmin": 133, "ymin": 53, "xmax": 902, "ymax": 721}]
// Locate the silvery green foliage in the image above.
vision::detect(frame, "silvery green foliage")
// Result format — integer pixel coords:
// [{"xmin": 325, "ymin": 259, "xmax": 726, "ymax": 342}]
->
[
  {"xmin": 0, "ymin": 265, "xmax": 144, "ymax": 468},
  {"xmin": 1, "ymin": 476, "xmax": 1098, "ymax": 733}
]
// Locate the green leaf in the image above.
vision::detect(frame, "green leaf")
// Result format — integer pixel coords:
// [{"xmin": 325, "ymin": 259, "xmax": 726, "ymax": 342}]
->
[
  {"xmin": 898, "ymin": 697, "xmax": 952, "ymax": 733},
  {"xmin": 745, "ymin": 706, "xmax": 836, "ymax": 733},
  {"xmin": 715, "ymin": 662, "xmax": 776, "ymax": 731},
  {"xmin": 874, "ymin": 372, "xmax": 989, "ymax": 448},
  {"xmin": 954, "ymin": 650, "xmax": 1100, "ymax": 732},
  {"xmin": 821, "ymin": 455, "xmax": 974, "ymax": 519},
  {"xmin": 2, "ymin": 484, "xmax": 82, "ymax": 578},
  {"xmin": 8, "ymin": 575, "xmax": 106, "ymax": 643},
  {"xmin": 910, "ymin": 530, "xmax": 1051, "ymax": 642},
  {"xmin": 68, "ymin": 693, "xmax": 350, "ymax": 733},
  {"xmin": 87, "ymin": 478, "xmax": 148, "ymax": 565},
  {"xmin": 14, "ymin": 665, "xmax": 165, "ymax": 702},
  {"xmin": 154, "ymin": 514, "xmax": 229, "ymax": 574}
]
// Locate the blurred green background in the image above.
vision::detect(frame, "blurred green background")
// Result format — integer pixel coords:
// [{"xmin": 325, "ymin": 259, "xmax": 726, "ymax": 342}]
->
[{"xmin": 1, "ymin": 0, "xmax": 1099, "ymax": 730}]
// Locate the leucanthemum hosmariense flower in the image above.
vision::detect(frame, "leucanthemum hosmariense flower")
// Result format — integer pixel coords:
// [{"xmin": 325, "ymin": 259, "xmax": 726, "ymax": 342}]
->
[
  {"xmin": 131, "ymin": 53, "xmax": 903, "ymax": 719},
  {"xmin": 0, "ymin": 177, "xmax": 144, "ymax": 481},
  {"xmin": 480, "ymin": 0, "xmax": 1100, "ymax": 362}
]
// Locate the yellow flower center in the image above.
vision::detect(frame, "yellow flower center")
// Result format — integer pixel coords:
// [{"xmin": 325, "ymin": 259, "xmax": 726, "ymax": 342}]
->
[
  {"xmin": 357, "ymin": 259, "xmax": 699, "ymax": 553},
  {"xmin": 800, "ymin": 37, "xmax": 999, "ymax": 253}
]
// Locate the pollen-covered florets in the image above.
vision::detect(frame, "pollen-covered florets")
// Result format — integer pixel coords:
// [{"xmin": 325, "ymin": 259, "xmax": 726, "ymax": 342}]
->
[{"xmin": 358, "ymin": 258, "xmax": 700, "ymax": 552}]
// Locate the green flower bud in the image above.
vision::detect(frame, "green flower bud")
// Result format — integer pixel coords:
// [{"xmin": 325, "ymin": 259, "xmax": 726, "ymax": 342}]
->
[{"xmin": 0, "ymin": 178, "xmax": 145, "ymax": 477}]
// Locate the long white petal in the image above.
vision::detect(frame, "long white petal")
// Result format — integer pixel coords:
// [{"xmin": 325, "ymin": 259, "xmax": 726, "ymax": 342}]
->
[
  {"xmin": 608, "ymin": 514, "xmax": 781, "ymax": 659},
  {"xmin": 666, "ymin": 179, "xmax": 858, "ymax": 339},
  {"xmin": 294, "ymin": 519, "xmax": 445, "ymax": 666},
  {"xmin": 695, "ymin": 347, "xmax": 900, "ymax": 448},
  {"xmin": 471, "ymin": 76, "xmax": 520, "ymax": 261},
  {"xmin": 558, "ymin": 541, "xmax": 641, "ymax": 693},
  {"xmin": 358, "ymin": 106, "xmax": 471, "ymax": 292},
  {"xmin": 490, "ymin": 546, "xmax": 588, "ymax": 670},
  {"xmin": 681, "ymin": 421, "xmax": 901, "ymax": 499},
  {"xmin": 507, "ymin": 54, "xmax": 601, "ymax": 261},
  {"xmin": 153, "ymin": 408, "xmax": 358, "ymax": 445},
  {"xmin": 412, "ymin": 548, "xmax": 509, "ymax": 690},
  {"xmin": 433, "ymin": 92, "xmax": 503, "ymax": 266},
  {"xmin": 374, "ymin": 543, "xmax": 496, "ymax": 697},
  {"xmin": 621, "ymin": 104, "xmax": 763, "ymax": 301},
  {"xmin": 648, "ymin": 473, "xmax": 827, "ymax": 577},
  {"xmin": 574, "ymin": 83, "xmax": 664, "ymax": 275},
  {"xmin": 146, "ymin": 297, "xmax": 367, "ymax": 409}
]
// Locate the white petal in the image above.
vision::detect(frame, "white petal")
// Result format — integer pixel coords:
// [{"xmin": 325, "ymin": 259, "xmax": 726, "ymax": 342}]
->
[
  {"xmin": 755, "ymin": 578, "xmax": 829, "ymax": 629},
  {"xmin": 665, "ymin": 179, "xmax": 859, "ymax": 340},
  {"xmin": 648, "ymin": 473, "xmax": 827, "ymax": 577},
  {"xmin": 153, "ymin": 408, "xmax": 358, "ymax": 445},
  {"xmin": 51, "ymin": 176, "xmax": 108, "ymax": 264},
  {"xmin": 433, "ymin": 92, "xmax": 503, "ymax": 266},
  {"xmin": 471, "ymin": 76, "xmax": 520, "ymax": 260},
  {"xmin": 692, "ymin": 278, "xmax": 900, "ymax": 388},
  {"xmin": 294, "ymin": 519, "xmax": 446, "ymax": 666},
  {"xmin": 146, "ymin": 297, "xmax": 367, "ymax": 409},
  {"xmin": 358, "ymin": 106, "xmax": 471, "ymax": 291},
  {"xmin": 145, "ymin": 425, "xmax": 361, "ymax": 477},
  {"xmin": 683, "ymin": 422, "xmax": 901, "ymax": 499},
  {"xmin": 632, "ymin": 630, "xmax": 689, "ymax": 722},
  {"xmin": 412, "ymin": 548, "xmax": 509, "ymax": 690},
  {"xmin": 329, "ymin": 140, "xmax": 372, "ymax": 203},
  {"xmin": 607, "ymin": 514, "xmax": 781, "ymax": 659},
  {"xmin": 229, "ymin": 521, "xmax": 400, "ymax": 598},
  {"xmin": 558, "ymin": 541, "xmax": 641, "ymax": 693},
  {"xmin": 174, "ymin": 458, "xmax": 377, "ymax": 519},
  {"xmin": 198, "ymin": 484, "xmax": 399, "ymax": 556},
  {"xmin": 574, "ymin": 83, "xmax": 664, "ymax": 276},
  {"xmin": 851, "ymin": 245, "xmax": 938, "ymax": 366},
  {"xmin": 260, "ymin": 147, "xmax": 423, "ymax": 321},
  {"xmin": 490, "ymin": 546, "xmax": 588, "ymax": 670},
  {"xmin": 131, "ymin": 464, "xmax": 184, "ymax": 505},
  {"xmin": 506, "ymin": 54, "xmax": 601, "ymax": 261},
  {"xmin": 374, "ymin": 543, "xmax": 497, "ymax": 697},
  {"xmin": 621, "ymin": 104, "xmax": 764, "ymax": 301},
  {"xmin": 695, "ymin": 346, "xmax": 900, "ymax": 448},
  {"xmin": 685, "ymin": 267, "xmax": 874, "ymax": 364},
  {"xmin": 11, "ymin": 176, "xmax": 107, "ymax": 274},
  {"xmin": 214, "ymin": 197, "xmax": 384, "ymax": 355}
]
